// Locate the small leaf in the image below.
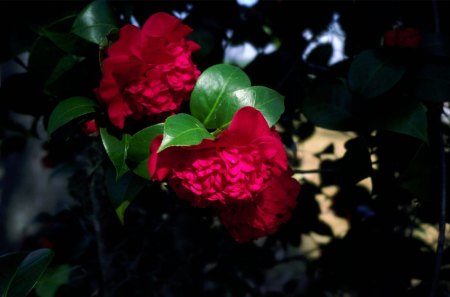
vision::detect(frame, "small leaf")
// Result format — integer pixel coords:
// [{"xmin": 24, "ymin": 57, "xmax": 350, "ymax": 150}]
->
[
  {"xmin": 158, "ymin": 114, "xmax": 214, "ymax": 152},
  {"xmin": 115, "ymin": 200, "xmax": 131, "ymax": 225},
  {"xmin": 47, "ymin": 97, "xmax": 97, "ymax": 135},
  {"xmin": 190, "ymin": 64, "xmax": 251, "ymax": 129},
  {"xmin": 35, "ymin": 264, "xmax": 71, "ymax": 297},
  {"xmin": 128, "ymin": 124, "xmax": 164, "ymax": 163},
  {"xmin": 100, "ymin": 128, "xmax": 130, "ymax": 179},
  {"xmin": 72, "ymin": 0, "xmax": 117, "ymax": 44},
  {"xmin": 349, "ymin": 49, "xmax": 405, "ymax": 98},
  {"xmin": 232, "ymin": 86, "xmax": 284, "ymax": 127},
  {"xmin": 0, "ymin": 249, "xmax": 54, "ymax": 297},
  {"xmin": 370, "ymin": 101, "xmax": 428, "ymax": 143}
]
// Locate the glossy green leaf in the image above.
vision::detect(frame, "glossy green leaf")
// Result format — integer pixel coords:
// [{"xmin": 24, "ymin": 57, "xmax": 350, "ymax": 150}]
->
[
  {"xmin": 47, "ymin": 97, "xmax": 97, "ymax": 135},
  {"xmin": 128, "ymin": 124, "xmax": 164, "ymax": 163},
  {"xmin": 0, "ymin": 249, "xmax": 54, "ymax": 297},
  {"xmin": 349, "ymin": 49, "xmax": 405, "ymax": 98},
  {"xmin": 232, "ymin": 86, "xmax": 284, "ymax": 127},
  {"xmin": 35, "ymin": 265, "xmax": 71, "ymax": 297},
  {"xmin": 411, "ymin": 63, "xmax": 450, "ymax": 102},
  {"xmin": 37, "ymin": 15, "xmax": 90, "ymax": 55},
  {"xmin": 302, "ymin": 79, "xmax": 355, "ymax": 131},
  {"xmin": 72, "ymin": 0, "xmax": 117, "ymax": 44},
  {"xmin": 158, "ymin": 114, "xmax": 214, "ymax": 152},
  {"xmin": 190, "ymin": 64, "xmax": 251, "ymax": 129},
  {"xmin": 133, "ymin": 159, "xmax": 151, "ymax": 180},
  {"xmin": 100, "ymin": 128, "xmax": 130, "ymax": 179},
  {"xmin": 370, "ymin": 101, "xmax": 428, "ymax": 143}
]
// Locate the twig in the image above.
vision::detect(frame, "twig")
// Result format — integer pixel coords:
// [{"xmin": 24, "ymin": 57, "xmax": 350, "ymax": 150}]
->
[
  {"xmin": 293, "ymin": 168, "xmax": 334, "ymax": 174},
  {"xmin": 429, "ymin": 104, "xmax": 447, "ymax": 297},
  {"xmin": 429, "ymin": 0, "xmax": 446, "ymax": 296}
]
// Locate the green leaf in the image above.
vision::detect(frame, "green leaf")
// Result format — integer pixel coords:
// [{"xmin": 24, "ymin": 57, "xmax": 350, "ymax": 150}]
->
[
  {"xmin": 47, "ymin": 96, "xmax": 97, "ymax": 135},
  {"xmin": 133, "ymin": 159, "xmax": 151, "ymax": 180},
  {"xmin": 44, "ymin": 55, "xmax": 85, "ymax": 91},
  {"xmin": 411, "ymin": 63, "xmax": 450, "ymax": 102},
  {"xmin": 115, "ymin": 200, "xmax": 131, "ymax": 225},
  {"xmin": 33, "ymin": 15, "xmax": 89, "ymax": 54},
  {"xmin": 72, "ymin": 0, "xmax": 117, "ymax": 44},
  {"xmin": 28, "ymin": 36, "xmax": 66, "ymax": 87},
  {"xmin": 302, "ymin": 79, "xmax": 355, "ymax": 131},
  {"xmin": 0, "ymin": 253, "xmax": 26, "ymax": 296},
  {"xmin": 0, "ymin": 249, "xmax": 54, "ymax": 297},
  {"xmin": 100, "ymin": 128, "xmax": 130, "ymax": 179},
  {"xmin": 35, "ymin": 265, "xmax": 71, "ymax": 297},
  {"xmin": 158, "ymin": 113, "xmax": 214, "ymax": 152},
  {"xmin": 233, "ymin": 86, "xmax": 284, "ymax": 127},
  {"xmin": 370, "ymin": 101, "xmax": 428, "ymax": 143},
  {"xmin": 105, "ymin": 168, "xmax": 145, "ymax": 224},
  {"xmin": 348, "ymin": 49, "xmax": 405, "ymax": 99},
  {"xmin": 190, "ymin": 64, "xmax": 251, "ymax": 129},
  {"xmin": 128, "ymin": 124, "xmax": 164, "ymax": 163}
]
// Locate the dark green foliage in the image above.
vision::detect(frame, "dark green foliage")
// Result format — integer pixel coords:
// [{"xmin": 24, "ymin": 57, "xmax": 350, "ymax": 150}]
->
[{"xmin": 1, "ymin": 1, "xmax": 450, "ymax": 297}]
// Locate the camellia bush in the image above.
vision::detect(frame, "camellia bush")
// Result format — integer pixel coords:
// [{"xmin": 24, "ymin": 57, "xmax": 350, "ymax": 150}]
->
[{"xmin": 1, "ymin": 1, "xmax": 450, "ymax": 297}]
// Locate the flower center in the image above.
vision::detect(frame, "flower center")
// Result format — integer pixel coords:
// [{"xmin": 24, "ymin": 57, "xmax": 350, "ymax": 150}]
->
[{"xmin": 173, "ymin": 146, "xmax": 272, "ymax": 205}]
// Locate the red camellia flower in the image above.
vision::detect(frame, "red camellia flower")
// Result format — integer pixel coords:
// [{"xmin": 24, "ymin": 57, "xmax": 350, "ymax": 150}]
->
[
  {"xmin": 96, "ymin": 12, "xmax": 201, "ymax": 129},
  {"xmin": 149, "ymin": 107, "xmax": 300, "ymax": 242},
  {"xmin": 383, "ymin": 27, "xmax": 422, "ymax": 48},
  {"xmin": 82, "ymin": 119, "xmax": 99, "ymax": 136}
]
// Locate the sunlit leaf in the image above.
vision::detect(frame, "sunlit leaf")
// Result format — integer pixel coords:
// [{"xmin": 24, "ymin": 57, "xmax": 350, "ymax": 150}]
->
[
  {"xmin": 349, "ymin": 49, "xmax": 405, "ymax": 98},
  {"xmin": 190, "ymin": 64, "xmax": 251, "ymax": 129},
  {"xmin": 100, "ymin": 128, "xmax": 130, "ymax": 179},
  {"xmin": 190, "ymin": 64, "xmax": 284, "ymax": 130},
  {"xmin": 158, "ymin": 113, "xmax": 214, "ymax": 152},
  {"xmin": 72, "ymin": 0, "xmax": 117, "ymax": 44},
  {"xmin": 233, "ymin": 86, "xmax": 284, "ymax": 127},
  {"xmin": 47, "ymin": 96, "xmax": 97, "ymax": 135}
]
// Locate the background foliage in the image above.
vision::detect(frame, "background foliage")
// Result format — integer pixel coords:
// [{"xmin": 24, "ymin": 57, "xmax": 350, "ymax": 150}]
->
[{"xmin": 1, "ymin": 1, "xmax": 450, "ymax": 297}]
